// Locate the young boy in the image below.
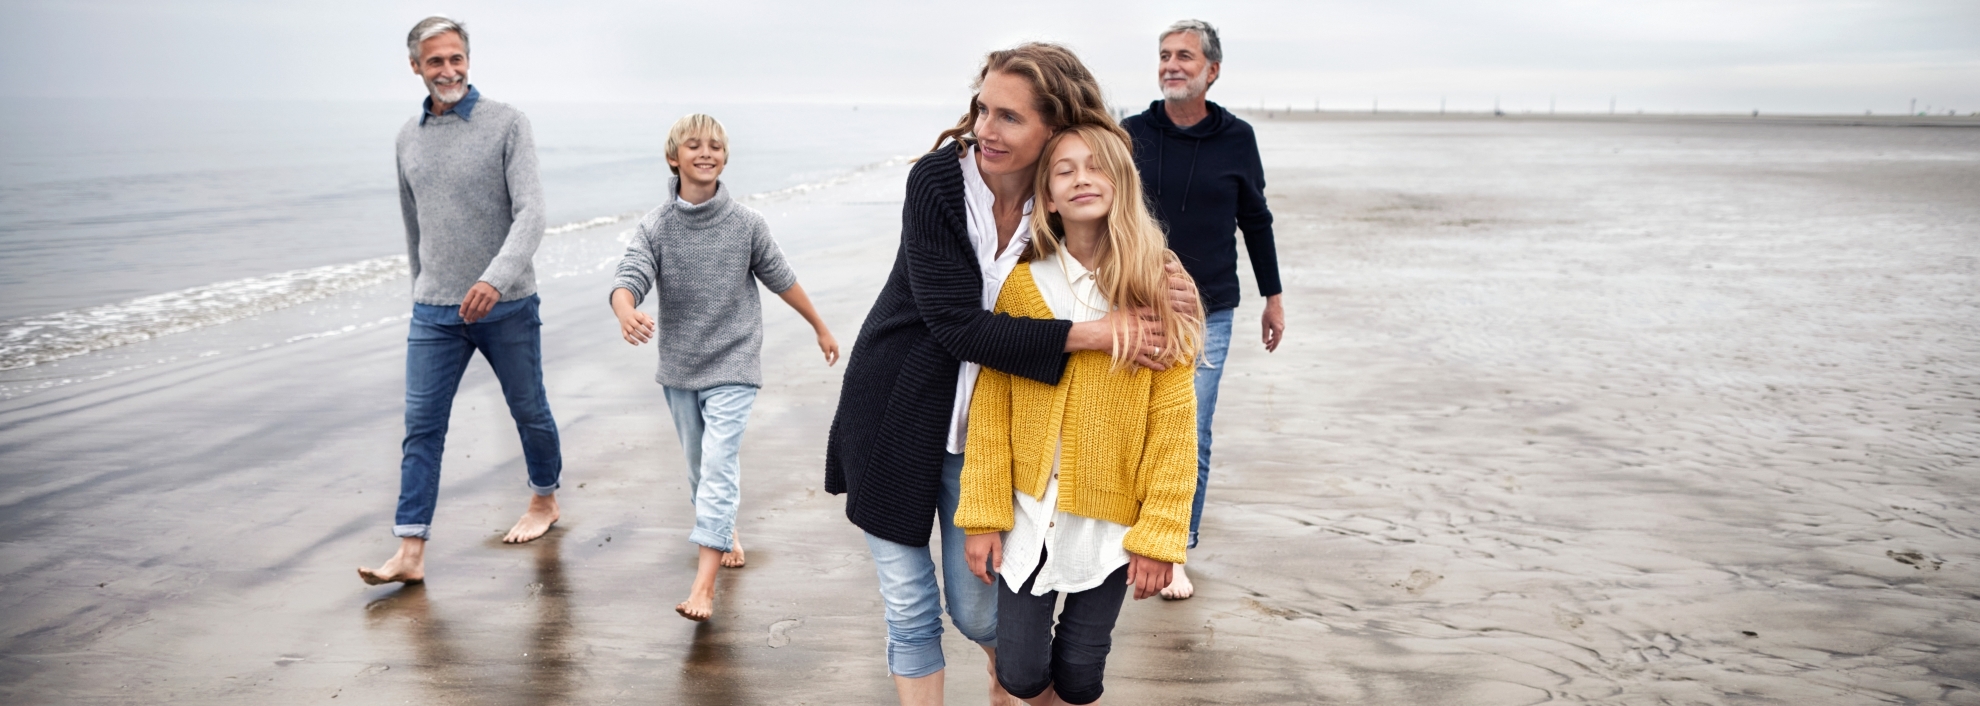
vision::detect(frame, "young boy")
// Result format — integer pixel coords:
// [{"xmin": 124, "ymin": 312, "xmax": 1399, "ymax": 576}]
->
[{"xmin": 610, "ymin": 113, "xmax": 839, "ymax": 621}]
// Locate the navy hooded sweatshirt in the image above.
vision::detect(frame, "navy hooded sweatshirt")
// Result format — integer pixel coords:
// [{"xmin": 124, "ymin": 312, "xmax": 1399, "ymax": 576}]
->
[{"xmin": 1123, "ymin": 99, "xmax": 1281, "ymax": 313}]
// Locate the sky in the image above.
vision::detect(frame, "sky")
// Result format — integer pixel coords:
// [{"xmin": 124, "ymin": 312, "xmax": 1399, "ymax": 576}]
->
[{"xmin": 2, "ymin": 0, "xmax": 1977, "ymax": 115}]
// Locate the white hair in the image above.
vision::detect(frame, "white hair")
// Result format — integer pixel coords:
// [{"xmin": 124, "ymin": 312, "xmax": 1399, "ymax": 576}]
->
[
  {"xmin": 1160, "ymin": 19, "xmax": 1222, "ymax": 64},
  {"xmin": 406, "ymin": 16, "xmax": 469, "ymax": 59}
]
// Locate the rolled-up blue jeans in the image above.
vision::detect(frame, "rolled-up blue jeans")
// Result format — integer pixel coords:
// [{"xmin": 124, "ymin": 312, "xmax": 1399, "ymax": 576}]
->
[
  {"xmin": 863, "ymin": 451, "xmax": 999, "ymax": 678},
  {"xmin": 663, "ymin": 384, "xmax": 757, "ymax": 552},
  {"xmin": 1189, "ymin": 307, "xmax": 1235, "ymax": 549},
  {"xmin": 395, "ymin": 295, "xmax": 562, "ymax": 540}
]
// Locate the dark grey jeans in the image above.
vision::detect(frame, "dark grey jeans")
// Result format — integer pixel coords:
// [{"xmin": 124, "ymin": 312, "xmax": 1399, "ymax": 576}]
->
[{"xmin": 995, "ymin": 553, "xmax": 1129, "ymax": 705}]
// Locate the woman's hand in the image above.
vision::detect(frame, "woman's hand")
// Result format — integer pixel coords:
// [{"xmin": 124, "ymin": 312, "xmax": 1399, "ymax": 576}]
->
[
  {"xmin": 1126, "ymin": 553, "xmax": 1173, "ymax": 600},
  {"xmin": 610, "ymin": 288, "xmax": 655, "ymax": 345},
  {"xmin": 1066, "ymin": 307, "xmax": 1170, "ymax": 370},
  {"xmin": 964, "ymin": 532, "xmax": 1003, "ymax": 585},
  {"xmin": 1164, "ymin": 260, "xmax": 1199, "ymax": 316}
]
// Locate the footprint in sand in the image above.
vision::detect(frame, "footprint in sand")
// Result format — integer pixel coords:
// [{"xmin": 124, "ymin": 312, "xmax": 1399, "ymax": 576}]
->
[
  {"xmin": 1886, "ymin": 549, "xmax": 1942, "ymax": 570},
  {"xmin": 1394, "ymin": 569, "xmax": 1444, "ymax": 595},
  {"xmin": 768, "ymin": 618, "xmax": 803, "ymax": 648}
]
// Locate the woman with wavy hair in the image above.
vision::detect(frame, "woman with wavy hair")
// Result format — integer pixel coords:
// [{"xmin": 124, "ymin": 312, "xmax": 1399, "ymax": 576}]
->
[{"xmin": 824, "ymin": 43, "xmax": 1196, "ymax": 705}]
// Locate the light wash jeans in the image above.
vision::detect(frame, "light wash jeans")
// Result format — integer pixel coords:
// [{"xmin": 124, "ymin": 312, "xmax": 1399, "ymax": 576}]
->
[
  {"xmin": 1188, "ymin": 307, "xmax": 1235, "ymax": 549},
  {"xmin": 663, "ymin": 384, "xmax": 758, "ymax": 552},
  {"xmin": 395, "ymin": 295, "xmax": 562, "ymax": 540},
  {"xmin": 863, "ymin": 452, "xmax": 999, "ymax": 678}
]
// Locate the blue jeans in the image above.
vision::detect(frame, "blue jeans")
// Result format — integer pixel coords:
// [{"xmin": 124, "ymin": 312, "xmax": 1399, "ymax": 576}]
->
[
  {"xmin": 663, "ymin": 384, "xmax": 757, "ymax": 552},
  {"xmin": 395, "ymin": 295, "xmax": 562, "ymax": 540},
  {"xmin": 1189, "ymin": 307, "xmax": 1235, "ymax": 549},
  {"xmin": 863, "ymin": 452, "xmax": 999, "ymax": 678}
]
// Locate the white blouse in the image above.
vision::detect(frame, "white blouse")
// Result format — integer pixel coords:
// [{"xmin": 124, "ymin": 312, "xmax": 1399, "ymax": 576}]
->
[
  {"xmin": 945, "ymin": 146, "xmax": 1033, "ymax": 455},
  {"xmin": 997, "ymin": 251, "xmax": 1134, "ymax": 596}
]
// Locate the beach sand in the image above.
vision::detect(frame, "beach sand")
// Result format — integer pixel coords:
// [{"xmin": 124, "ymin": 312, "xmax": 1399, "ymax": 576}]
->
[{"xmin": 1, "ymin": 117, "xmax": 1976, "ymax": 704}]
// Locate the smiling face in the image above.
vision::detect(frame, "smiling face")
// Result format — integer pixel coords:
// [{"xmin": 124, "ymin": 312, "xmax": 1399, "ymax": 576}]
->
[
  {"xmin": 972, "ymin": 70, "xmax": 1055, "ymax": 181},
  {"xmin": 666, "ymin": 133, "xmax": 727, "ymax": 187},
  {"xmin": 1158, "ymin": 31, "xmax": 1219, "ymax": 102},
  {"xmin": 1043, "ymin": 132, "xmax": 1114, "ymax": 226},
  {"xmin": 410, "ymin": 31, "xmax": 470, "ymax": 106}
]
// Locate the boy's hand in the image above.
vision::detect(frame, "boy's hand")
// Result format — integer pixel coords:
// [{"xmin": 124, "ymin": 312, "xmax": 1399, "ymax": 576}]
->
[
  {"xmin": 617, "ymin": 309, "xmax": 655, "ymax": 345},
  {"xmin": 1127, "ymin": 553, "xmax": 1173, "ymax": 600},
  {"xmin": 964, "ymin": 532, "xmax": 1003, "ymax": 585},
  {"xmin": 818, "ymin": 331, "xmax": 840, "ymax": 366},
  {"xmin": 611, "ymin": 288, "xmax": 655, "ymax": 345}
]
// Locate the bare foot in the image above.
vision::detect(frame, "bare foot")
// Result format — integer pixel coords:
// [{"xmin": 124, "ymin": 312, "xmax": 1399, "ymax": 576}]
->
[
  {"xmin": 722, "ymin": 531, "xmax": 745, "ymax": 568},
  {"xmin": 1159, "ymin": 564, "xmax": 1194, "ymax": 600},
  {"xmin": 503, "ymin": 493, "xmax": 559, "ymax": 544},
  {"xmin": 677, "ymin": 545, "xmax": 721, "ymax": 621},
  {"xmin": 358, "ymin": 537, "xmax": 426, "ymax": 585},
  {"xmin": 675, "ymin": 593, "xmax": 713, "ymax": 622}
]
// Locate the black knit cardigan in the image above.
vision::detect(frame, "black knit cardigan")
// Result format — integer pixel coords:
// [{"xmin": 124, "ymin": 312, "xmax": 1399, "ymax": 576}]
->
[{"xmin": 824, "ymin": 143, "xmax": 1073, "ymax": 547}]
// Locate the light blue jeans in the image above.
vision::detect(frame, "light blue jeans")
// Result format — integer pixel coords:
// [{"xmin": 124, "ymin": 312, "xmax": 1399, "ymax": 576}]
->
[
  {"xmin": 1189, "ymin": 307, "xmax": 1235, "ymax": 549},
  {"xmin": 663, "ymin": 384, "xmax": 758, "ymax": 552},
  {"xmin": 863, "ymin": 452, "xmax": 999, "ymax": 678}
]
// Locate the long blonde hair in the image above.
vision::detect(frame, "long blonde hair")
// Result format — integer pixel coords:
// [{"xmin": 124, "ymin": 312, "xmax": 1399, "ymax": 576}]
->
[{"xmin": 1028, "ymin": 124, "xmax": 1205, "ymax": 371}]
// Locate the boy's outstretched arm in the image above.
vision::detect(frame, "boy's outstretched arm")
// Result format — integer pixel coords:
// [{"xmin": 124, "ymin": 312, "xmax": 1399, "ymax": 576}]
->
[
  {"xmin": 775, "ymin": 282, "xmax": 839, "ymax": 365},
  {"xmin": 610, "ymin": 288, "xmax": 656, "ymax": 345}
]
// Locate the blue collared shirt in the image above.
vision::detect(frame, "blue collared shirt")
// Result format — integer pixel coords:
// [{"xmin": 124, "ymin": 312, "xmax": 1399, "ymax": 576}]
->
[{"xmin": 419, "ymin": 85, "xmax": 480, "ymax": 125}]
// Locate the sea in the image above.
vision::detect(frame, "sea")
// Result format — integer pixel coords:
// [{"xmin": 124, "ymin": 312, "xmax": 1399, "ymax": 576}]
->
[{"xmin": 0, "ymin": 96, "xmax": 957, "ymax": 370}]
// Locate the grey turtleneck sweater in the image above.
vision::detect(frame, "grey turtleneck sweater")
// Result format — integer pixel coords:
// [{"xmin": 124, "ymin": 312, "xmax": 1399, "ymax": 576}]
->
[
  {"xmin": 396, "ymin": 92, "xmax": 546, "ymax": 305},
  {"xmin": 612, "ymin": 178, "xmax": 797, "ymax": 390}
]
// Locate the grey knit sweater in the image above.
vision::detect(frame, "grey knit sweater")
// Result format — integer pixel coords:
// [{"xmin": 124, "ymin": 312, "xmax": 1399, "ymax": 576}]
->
[
  {"xmin": 613, "ymin": 178, "xmax": 797, "ymax": 390},
  {"xmin": 396, "ymin": 93, "xmax": 546, "ymax": 305}
]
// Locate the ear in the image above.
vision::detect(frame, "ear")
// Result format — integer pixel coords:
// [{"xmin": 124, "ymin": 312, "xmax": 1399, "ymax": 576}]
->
[
  {"xmin": 410, "ymin": 56, "xmax": 422, "ymax": 74},
  {"xmin": 665, "ymin": 154, "xmax": 679, "ymax": 169},
  {"xmin": 1206, "ymin": 62, "xmax": 1221, "ymax": 86}
]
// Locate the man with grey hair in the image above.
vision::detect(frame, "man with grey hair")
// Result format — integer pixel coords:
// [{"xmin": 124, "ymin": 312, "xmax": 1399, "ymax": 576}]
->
[
  {"xmin": 360, "ymin": 16, "xmax": 562, "ymax": 586},
  {"xmin": 1123, "ymin": 19, "xmax": 1285, "ymax": 600}
]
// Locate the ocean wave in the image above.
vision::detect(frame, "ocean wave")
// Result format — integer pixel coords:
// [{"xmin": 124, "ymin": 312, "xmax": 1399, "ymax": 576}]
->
[{"xmin": 0, "ymin": 156, "xmax": 913, "ymax": 371}]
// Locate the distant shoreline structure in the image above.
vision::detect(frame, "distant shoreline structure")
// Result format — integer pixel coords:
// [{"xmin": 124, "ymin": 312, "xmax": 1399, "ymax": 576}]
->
[{"xmin": 1224, "ymin": 108, "xmax": 1980, "ymax": 129}]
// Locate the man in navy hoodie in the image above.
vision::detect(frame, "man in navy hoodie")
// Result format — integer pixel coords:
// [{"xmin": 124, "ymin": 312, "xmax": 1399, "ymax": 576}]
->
[{"xmin": 1124, "ymin": 19, "xmax": 1285, "ymax": 600}]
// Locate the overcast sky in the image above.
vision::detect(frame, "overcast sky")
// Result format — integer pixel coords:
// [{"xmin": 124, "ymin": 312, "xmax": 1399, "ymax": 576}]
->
[{"xmin": 3, "ymin": 0, "xmax": 1977, "ymax": 114}]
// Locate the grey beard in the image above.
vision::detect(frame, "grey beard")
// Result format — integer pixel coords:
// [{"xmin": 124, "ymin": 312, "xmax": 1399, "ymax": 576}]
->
[
  {"xmin": 428, "ymin": 78, "xmax": 468, "ymax": 105},
  {"xmin": 1161, "ymin": 76, "xmax": 1207, "ymax": 102}
]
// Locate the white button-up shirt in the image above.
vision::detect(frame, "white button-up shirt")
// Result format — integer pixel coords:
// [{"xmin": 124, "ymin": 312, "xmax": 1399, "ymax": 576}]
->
[
  {"xmin": 945, "ymin": 146, "xmax": 1033, "ymax": 455},
  {"xmin": 998, "ymin": 251, "xmax": 1133, "ymax": 596}
]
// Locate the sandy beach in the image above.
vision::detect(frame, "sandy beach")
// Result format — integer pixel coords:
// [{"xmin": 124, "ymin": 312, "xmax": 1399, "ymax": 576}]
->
[{"xmin": 2, "ymin": 115, "xmax": 1976, "ymax": 704}]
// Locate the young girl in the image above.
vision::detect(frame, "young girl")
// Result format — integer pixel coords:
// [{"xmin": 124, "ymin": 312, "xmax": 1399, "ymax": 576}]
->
[{"xmin": 956, "ymin": 123, "xmax": 1204, "ymax": 705}]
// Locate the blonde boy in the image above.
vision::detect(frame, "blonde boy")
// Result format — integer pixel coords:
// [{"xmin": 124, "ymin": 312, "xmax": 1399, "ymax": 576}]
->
[{"xmin": 610, "ymin": 114, "xmax": 839, "ymax": 621}]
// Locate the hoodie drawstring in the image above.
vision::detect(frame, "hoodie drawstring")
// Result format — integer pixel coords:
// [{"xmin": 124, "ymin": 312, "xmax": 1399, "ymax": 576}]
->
[{"xmin": 1181, "ymin": 138, "xmax": 1201, "ymax": 214}]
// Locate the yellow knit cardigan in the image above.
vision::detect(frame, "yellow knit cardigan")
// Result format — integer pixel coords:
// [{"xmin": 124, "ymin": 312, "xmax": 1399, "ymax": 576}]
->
[{"xmin": 954, "ymin": 262, "xmax": 1199, "ymax": 565}]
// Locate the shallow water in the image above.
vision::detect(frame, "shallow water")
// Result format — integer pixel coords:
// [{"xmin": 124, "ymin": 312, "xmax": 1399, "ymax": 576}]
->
[{"xmin": 0, "ymin": 98, "xmax": 950, "ymax": 322}]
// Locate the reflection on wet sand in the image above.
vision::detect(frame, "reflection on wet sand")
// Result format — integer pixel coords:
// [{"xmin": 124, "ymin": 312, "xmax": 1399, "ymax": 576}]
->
[
  {"xmin": 679, "ymin": 552, "xmax": 752, "ymax": 706},
  {"xmin": 364, "ymin": 530, "xmax": 576, "ymax": 705}
]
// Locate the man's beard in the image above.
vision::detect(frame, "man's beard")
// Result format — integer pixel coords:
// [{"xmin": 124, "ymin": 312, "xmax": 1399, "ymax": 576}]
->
[
  {"xmin": 1161, "ymin": 71, "xmax": 1209, "ymax": 102},
  {"xmin": 426, "ymin": 74, "xmax": 469, "ymax": 104}
]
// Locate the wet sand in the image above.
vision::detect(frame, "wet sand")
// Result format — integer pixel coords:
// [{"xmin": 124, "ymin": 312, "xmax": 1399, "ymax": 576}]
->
[{"xmin": 2, "ymin": 117, "xmax": 1977, "ymax": 704}]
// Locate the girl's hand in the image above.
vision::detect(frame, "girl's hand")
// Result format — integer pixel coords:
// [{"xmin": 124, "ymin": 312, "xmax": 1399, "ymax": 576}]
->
[
  {"xmin": 1126, "ymin": 553, "xmax": 1173, "ymax": 600},
  {"xmin": 818, "ymin": 330, "xmax": 840, "ymax": 366},
  {"xmin": 964, "ymin": 532, "xmax": 1003, "ymax": 585},
  {"xmin": 617, "ymin": 308, "xmax": 655, "ymax": 345}
]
